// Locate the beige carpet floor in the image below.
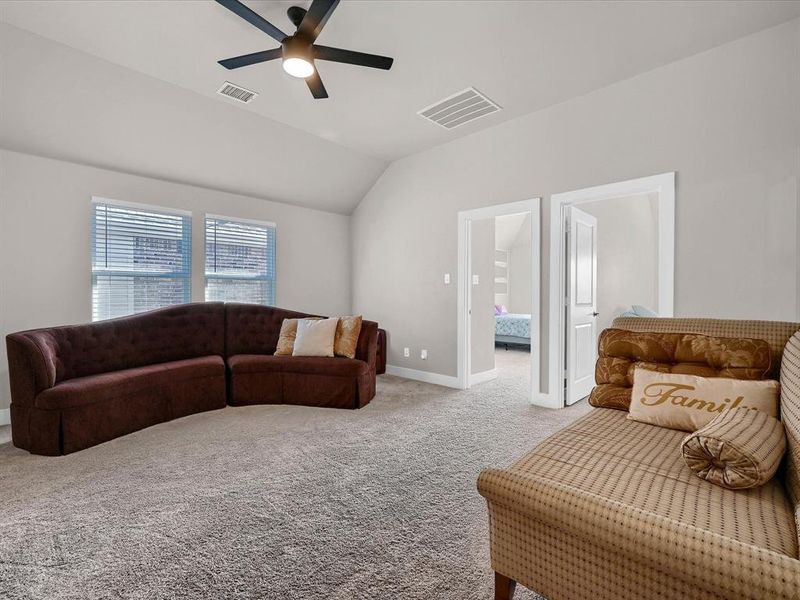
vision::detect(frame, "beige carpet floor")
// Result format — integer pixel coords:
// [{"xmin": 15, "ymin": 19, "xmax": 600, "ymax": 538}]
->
[{"xmin": 0, "ymin": 349, "xmax": 590, "ymax": 600}]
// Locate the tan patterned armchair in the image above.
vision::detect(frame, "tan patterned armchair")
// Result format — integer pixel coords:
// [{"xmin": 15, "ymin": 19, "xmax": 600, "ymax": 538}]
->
[{"xmin": 478, "ymin": 318, "xmax": 800, "ymax": 600}]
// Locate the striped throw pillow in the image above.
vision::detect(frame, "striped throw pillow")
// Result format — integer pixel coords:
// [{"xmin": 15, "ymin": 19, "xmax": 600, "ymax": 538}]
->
[{"xmin": 681, "ymin": 407, "xmax": 786, "ymax": 489}]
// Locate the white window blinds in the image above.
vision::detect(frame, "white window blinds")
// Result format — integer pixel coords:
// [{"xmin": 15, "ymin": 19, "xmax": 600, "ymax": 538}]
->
[
  {"xmin": 91, "ymin": 201, "xmax": 192, "ymax": 321},
  {"xmin": 205, "ymin": 216, "xmax": 276, "ymax": 305}
]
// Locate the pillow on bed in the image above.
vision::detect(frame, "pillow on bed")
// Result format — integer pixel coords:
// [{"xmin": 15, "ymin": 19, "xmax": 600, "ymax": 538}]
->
[
  {"xmin": 494, "ymin": 304, "xmax": 508, "ymax": 315},
  {"xmin": 619, "ymin": 305, "xmax": 658, "ymax": 318}
]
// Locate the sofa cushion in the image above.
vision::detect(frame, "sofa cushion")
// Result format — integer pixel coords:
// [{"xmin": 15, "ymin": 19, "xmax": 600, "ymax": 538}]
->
[
  {"xmin": 35, "ymin": 356, "xmax": 225, "ymax": 410},
  {"xmin": 590, "ymin": 328, "xmax": 772, "ymax": 410},
  {"xmin": 228, "ymin": 354, "xmax": 369, "ymax": 378},
  {"xmin": 612, "ymin": 317, "xmax": 800, "ymax": 379},
  {"xmin": 508, "ymin": 408, "xmax": 798, "ymax": 557}
]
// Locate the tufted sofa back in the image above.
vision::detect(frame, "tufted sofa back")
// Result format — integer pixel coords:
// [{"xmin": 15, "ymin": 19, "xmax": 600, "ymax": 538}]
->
[
  {"xmin": 224, "ymin": 303, "xmax": 321, "ymax": 356},
  {"xmin": 612, "ymin": 317, "xmax": 800, "ymax": 379},
  {"xmin": 591, "ymin": 327, "xmax": 774, "ymax": 411},
  {"xmin": 8, "ymin": 303, "xmax": 225, "ymax": 391}
]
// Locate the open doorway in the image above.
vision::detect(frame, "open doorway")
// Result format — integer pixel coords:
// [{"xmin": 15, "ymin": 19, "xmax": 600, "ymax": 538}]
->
[
  {"xmin": 457, "ymin": 199, "xmax": 541, "ymax": 404},
  {"xmin": 493, "ymin": 213, "xmax": 534, "ymax": 387},
  {"xmin": 549, "ymin": 173, "xmax": 675, "ymax": 407}
]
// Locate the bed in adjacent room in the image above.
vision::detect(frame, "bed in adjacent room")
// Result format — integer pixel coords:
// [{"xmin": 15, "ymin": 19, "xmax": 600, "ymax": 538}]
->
[{"xmin": 494, "ymin": 312, "xmax": 531, "ymax": 348}]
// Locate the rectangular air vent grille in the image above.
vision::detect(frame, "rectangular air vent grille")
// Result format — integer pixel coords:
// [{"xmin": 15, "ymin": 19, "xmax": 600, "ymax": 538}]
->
[
  {"xmin": 418, "ymin": 87, "xmax": 501, "ymax": 129},
  {"xmin": 217, "ymin": 81, "xmax": 258, "ymax": 104}
]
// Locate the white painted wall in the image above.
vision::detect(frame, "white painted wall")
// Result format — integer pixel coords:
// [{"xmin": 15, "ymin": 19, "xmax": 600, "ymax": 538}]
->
[
  {"xmin": 351, "ymin": 20, "xmax": 800, "ymax": 389},
  {"xmin": 579, "ymin": 194, "xmax": 659, "ymax": 333},
  {"xmin": 0, "ymin": 23, "xmax": 387, "ymax": 215},
  {"xmin": 507, "ymin": 214, "xmax": 533, "ymax": 315},
  {"xmin": 0, "ymin": 149, "xmax": 353, "ymax": 411}
]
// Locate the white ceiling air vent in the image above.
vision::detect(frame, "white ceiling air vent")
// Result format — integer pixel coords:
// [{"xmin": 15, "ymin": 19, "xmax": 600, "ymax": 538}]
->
[
  {"xmin": 418, "ymin": 87, "xmax": 501, "ymax": 129},
  {"xmin": 216, "ymin": 81, "xmax": 258, "ymax": 104}
]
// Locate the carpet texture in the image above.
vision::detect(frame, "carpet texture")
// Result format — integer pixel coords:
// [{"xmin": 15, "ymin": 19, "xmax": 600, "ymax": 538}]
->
[{"xmin": 0, "ymin": 349, "xmax": 591, "ymax": 599}]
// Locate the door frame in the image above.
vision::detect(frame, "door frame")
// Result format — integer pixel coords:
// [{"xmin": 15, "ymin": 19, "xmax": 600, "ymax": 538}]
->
[
  {"xmin": 457, "ymin": 198, "xmax": 542, "ymax": 405},
  {"xmin": 548, "ymin": 172, "xmax": 675, "ymax": 408}
]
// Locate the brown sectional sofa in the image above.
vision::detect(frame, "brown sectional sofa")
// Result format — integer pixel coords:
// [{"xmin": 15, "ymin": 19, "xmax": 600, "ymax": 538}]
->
[{"xmin": 6, "ymin": 302, "xmax": 380, "ymax": 455}]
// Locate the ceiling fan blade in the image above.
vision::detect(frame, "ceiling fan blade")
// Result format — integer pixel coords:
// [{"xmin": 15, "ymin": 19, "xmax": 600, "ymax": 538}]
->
[
  {"xmin": 215, "ymin": 0, "xmax": 288, "ymax": 43},
  {"xmin": 219, "ymin": 48, "xmax": 283, "ymax": 70},
  {"xmin": 313, "ymin": 45, "xmax": 393, "ymax": 70},
  {"xmin": 305, "ymin": 71, "xmax": 329, "ymax": 99},
  {"xmin": 297, "ymin": 0, "xmax": 339, "ymax": 41}
]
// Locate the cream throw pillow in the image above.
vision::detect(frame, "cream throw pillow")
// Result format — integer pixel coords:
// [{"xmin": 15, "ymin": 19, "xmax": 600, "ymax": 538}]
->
[
  {"xmin": 627, "ymin": 368, "xmax": 779, "ymax": 432},
  {"xmin": 681, "ymin": 407, "xmax": 786, "ymax": 489},
  {"xmin": 274, "ymin": 317, "xmax": 321, "ymax": 356},
  {"xmin": 293, "ymin": 318, "xmax": 339, "ymax": 357}
]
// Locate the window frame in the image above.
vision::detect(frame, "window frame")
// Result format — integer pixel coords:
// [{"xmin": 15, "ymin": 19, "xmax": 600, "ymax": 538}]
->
[
  {"xmin": 90, "ymin": 196, "xmax": 193, "ymax": 321},
  {"xmin": 203, "ymin": 213, "xmax": 277, "ymax": 306}
]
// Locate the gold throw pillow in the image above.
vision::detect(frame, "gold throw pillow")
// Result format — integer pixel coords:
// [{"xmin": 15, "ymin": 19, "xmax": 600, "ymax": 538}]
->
[
  {"xmin": 681, "ymin": 407, "xmax": 786, "ymax": 489},
  {"xmin": 334, "ymin": 315, "xmax": 363, "ymax": 359},
  {"xmin": 627, "ymin": 368, "xmax": 778, "ymax": 432}
]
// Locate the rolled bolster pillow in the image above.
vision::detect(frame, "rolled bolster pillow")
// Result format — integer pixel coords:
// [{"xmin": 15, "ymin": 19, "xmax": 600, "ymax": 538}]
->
[{"xmin": 681, "ymin": 407, "xmax": 786, "ymax": 490}]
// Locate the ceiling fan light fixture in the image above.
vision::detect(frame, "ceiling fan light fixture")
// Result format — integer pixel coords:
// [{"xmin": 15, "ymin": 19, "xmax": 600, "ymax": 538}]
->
[
  {"xmin": 215, "ymin": 0, "xmax": 393, "ymax": 99},
  {"xmin": 282, "ymin": 56, "xmax": 315, "ymax": 78},
  {"xmin": 281, "ymin": 36, "xmax": 315, "ymax": 78}
]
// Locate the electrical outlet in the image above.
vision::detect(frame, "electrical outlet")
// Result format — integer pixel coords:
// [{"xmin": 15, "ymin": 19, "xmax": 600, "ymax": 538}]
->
[
  {"xmin": 403, "ymin": 347, "xmax": 410, "ymax": 358},
  {"xmin": 421, "ymin": 349, "xmax": 427, "ymax": 360},
  {"xmin": 444, "ymin": 273, "xmax": 451, "ymax": 285},
  {"xmin": 472, "ymin": 274, "xmax": 479, "ymax": 285}
]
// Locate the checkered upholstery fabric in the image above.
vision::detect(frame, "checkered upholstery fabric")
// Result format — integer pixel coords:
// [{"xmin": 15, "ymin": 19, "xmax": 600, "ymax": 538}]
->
[
  {"xmin": 494, "ymin": 409, "xmax": 795, "ymax": 555},
  {"xmin": 781, "ymin": 331, "xmax": 800, "ymax": 551},
  {"xmin": 612, "ymin": 317, "xmax": 800, "ymax": 378},
  {"xmin": 478, "ymin": 318, "xmax": 800, "ymax": 600}
]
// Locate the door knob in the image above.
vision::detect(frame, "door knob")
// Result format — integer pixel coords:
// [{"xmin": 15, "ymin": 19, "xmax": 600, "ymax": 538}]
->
[{"xmin": 592, "ymin": 312, "xmax": 599, "ymax": 317}]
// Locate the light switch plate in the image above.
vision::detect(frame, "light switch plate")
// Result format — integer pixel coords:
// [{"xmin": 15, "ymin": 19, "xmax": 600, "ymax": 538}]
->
[
  {"xmin": 444, "ymin": 273, "xmax": 451, "ymax": 284},
  {"xmin": 472, "ymin": 274, "xmax": 479, "ymax": 285}
]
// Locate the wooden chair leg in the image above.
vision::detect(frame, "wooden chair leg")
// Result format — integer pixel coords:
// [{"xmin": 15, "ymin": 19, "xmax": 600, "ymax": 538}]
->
[{"xmin": 494, "ymin": 571, "xmax": 516, "ymax": 600}]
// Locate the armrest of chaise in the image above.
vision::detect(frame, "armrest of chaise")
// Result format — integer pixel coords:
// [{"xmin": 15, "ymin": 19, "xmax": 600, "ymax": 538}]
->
[{"xmin": 477, "ymin": 467, "xmax": 800, "ymax": 600}]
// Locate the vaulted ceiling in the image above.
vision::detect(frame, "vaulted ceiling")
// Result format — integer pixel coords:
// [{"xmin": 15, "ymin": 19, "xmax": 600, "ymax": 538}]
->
[{"xmin": 2, "ymin": 1, "xmax": 799, "ymax": 213}]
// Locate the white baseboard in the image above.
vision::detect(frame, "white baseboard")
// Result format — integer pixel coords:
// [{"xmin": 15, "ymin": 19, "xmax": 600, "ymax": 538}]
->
[
  {"xmin": 0, "ymin": 409, "xmax": 10, "ymax": 426},
  {"xmin": 385, "ymin": 365, "xmax": 461, "ymax": 388},
  {"xmin": 468, "ymin": 368, "xmax": 497, "ymax": 386}
]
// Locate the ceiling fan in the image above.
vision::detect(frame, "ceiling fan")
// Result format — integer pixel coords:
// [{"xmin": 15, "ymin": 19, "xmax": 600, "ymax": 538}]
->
[{"xmin": 215, "ymin": 0, "xmax": 394, "ymax": 99}]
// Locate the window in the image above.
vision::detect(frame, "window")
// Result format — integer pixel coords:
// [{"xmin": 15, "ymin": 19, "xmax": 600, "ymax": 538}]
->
[
  {"xmin": 205, "ymin": 215, "xmax": 276, "ymax": 305},
  {"xmin": 91, "ymin": 200, "xmax": 192, "ymax": 321}
]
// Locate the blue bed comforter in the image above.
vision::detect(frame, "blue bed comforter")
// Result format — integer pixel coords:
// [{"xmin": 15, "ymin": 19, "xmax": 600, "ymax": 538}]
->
[{"xmin": 495, "ymin": 313, "xmax": 531, "ymax": 339}]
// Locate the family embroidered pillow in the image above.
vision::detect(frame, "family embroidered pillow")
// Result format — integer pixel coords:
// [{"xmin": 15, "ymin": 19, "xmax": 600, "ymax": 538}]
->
[{"xmin": 627, "ymin": 368, "xmax": 779, "ymax": 432}]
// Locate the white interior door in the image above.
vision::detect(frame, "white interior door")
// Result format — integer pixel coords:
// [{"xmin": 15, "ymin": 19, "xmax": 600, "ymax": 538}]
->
[{"xmin": 566, "ymin": 206, "xmax": 598, "ymax": 405}]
